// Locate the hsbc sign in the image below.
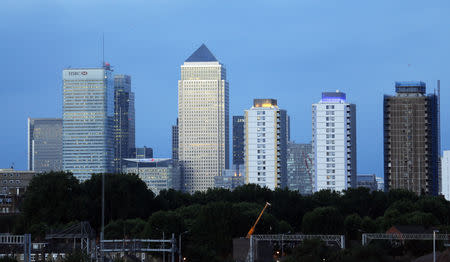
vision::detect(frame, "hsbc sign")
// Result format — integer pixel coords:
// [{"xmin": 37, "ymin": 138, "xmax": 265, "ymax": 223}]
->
[
  {"xmin": 64, "ymin": 69, "xmax": 105, "ymax": 80},
  {"xmin": 68, "ymin": 71, "xmax": 88, "ymax": 76}
]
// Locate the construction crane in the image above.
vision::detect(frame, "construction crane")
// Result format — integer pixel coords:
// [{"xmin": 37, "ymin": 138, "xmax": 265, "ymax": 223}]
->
[{"xmin": 246, "ymin": 202, "xmax": 271, "ymax": 238}]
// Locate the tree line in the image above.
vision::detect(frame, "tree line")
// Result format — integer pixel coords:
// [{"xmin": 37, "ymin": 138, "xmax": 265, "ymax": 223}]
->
[{"xmin": 1, "ymin": 171, "xmax": 450, "ymax": 262}]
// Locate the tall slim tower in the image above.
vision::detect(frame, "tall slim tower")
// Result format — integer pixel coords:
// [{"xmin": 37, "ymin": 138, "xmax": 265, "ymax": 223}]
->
[
  {"xmin": 312, "ymin": 91, "xmax": 357, "ymax": 192},
  {"xmin": 28, "ymin": 118, "xmax": 63, "ymax": 172},
  {"xmin": 384, "ymin": 81, "xmax": 439, "ymax": 195},
  {"xmin": 178, "ymin": 44, "xmax": 229, "ymax": 193},
  {"xmin": 114, "ymin": 74, "xmax": 135, "ymax": 172},
  {"xmin": 244, "ymin": 99, "xmax": 287, "ymax": 190},
  {"xmin": 287, "ymin": 142, "xmax": 313, "ymax": 194},
  {"xmin": 172, "ymin": 118, "xmax": 179, "ymax": 161},
  {"xmin": 62, "ymin": 67, "xmax": 115, "ymax": 181},
  {"xmin": 233, "ymin": 116, "xmax": 245, "ymax": 166}
]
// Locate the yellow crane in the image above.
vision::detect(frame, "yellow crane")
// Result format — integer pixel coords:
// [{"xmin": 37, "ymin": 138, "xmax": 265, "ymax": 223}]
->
[{"xmin": 246, "ymin": 202, "xmax": 271, "ymax": 238}]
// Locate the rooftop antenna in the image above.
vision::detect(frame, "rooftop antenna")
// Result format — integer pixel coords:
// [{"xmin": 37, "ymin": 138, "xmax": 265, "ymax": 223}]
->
[{"xmin": 102, "ymin": 33, "xmax": 105, "ymax": 67}]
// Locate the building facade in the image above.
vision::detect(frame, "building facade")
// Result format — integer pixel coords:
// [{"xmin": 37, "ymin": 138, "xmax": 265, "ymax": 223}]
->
[
  {"xmin": 384, "ymin": 82, "xmax": 439, "ymax": 195},
  {"xmin": 27, "ymin": 118, "xmax": 62, "ymax": 172},
  {"xmin": 233, "ymin": 116, "xmax": 245, "ymax": 166},
  {"xmin": 132, "ymin": 147, "xmax": 153, "ymax": 159},
  {"xmin": 122, "ymin": 158, "xmax": 181, "ymax": 195},
  {"xmin": 442, "ymin": 151, "xmax": 450, "ymax": 200},
  {"xmin": 0, "ymin": 169, "xmax": 36, "ymax": 214},
  {"xmin": 356, "ymin": 174, "xmax": 378, "ymax": 192},
  {"xmin": 245, "ymin": 99, "xmax": 288, "ymax": 190},
  {"xmin": 114, "ymin": 74, "xmax": 135, "ymax": 172},
  {"xmin": 287, "ymin": 142, "xmax": 313, "ymax": 194},
  {"xmin": 178, "ymin": 44, "xmax": 229, "ymax": 193},
  {"xmin": 172, "ymin": 118, "xmax": 179, "ymax": 161},
  {"xmin": 214, "ymin": 165, "xmax": 245, "ymax": 190},
  {"xmin": 62, "ymin": 67, "xmax": 115, "ymax": 181},
  {"xmin": 312, "ymin": 91, "xmax": 357, "ymax": 192},
  {"xmin": 376, "ymin": 176, "xmax": 385, "ymax": 192}
]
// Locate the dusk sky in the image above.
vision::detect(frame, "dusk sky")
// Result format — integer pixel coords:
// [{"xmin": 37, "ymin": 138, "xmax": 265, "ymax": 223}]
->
[{"xmin": 1, "ymin": 0, "xmax": 449, "ymax": 178}]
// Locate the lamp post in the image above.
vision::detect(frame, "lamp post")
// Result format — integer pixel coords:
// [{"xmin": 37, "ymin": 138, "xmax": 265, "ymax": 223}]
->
[
  {"xmin": 101, "ymin": 173, "xmax": 105, "ymax": 262},
  {"xmin": 433, "ymin": 230, "xmax": 439, "ymax": 262},
  {"xmin": 179, "ymin": 231, "xmax": 189, "ymax": 262}
]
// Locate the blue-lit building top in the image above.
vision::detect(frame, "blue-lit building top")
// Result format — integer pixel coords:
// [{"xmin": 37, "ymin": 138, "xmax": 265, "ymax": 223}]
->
[
  {"xmin": 62, "ymin": 67, "xmax": 115, "ymax": 181},
  {"xmin": 395, "ymin": 81, "xmax": 426, "ymax": 94},
  {"xmin": 321, "ymin": 91, "xmax": 346, "ymax": 103}
]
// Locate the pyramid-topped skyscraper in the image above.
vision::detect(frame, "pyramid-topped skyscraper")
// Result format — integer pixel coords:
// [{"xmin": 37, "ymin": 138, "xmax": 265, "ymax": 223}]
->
[
  {"xmin": 185, "ymin": 44, "xmax": 218, "ymax": 62},
  {"xmin": 178, "ymin": 44, "xmax": 229, "ymax": 193}
]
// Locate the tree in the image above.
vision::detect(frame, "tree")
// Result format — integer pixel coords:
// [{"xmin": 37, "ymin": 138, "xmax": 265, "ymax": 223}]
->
[
  {"xmin": 302, "ymin": 206, "xmax": 344, "ymax": 234},
  {"xmin": 344, "ymin": 213, "xmax": 362, "ymax": 240},
  {"xmin": 283, "ymin": 239, "xmax": 335, "ymax": 262},
  {"xmin": 104, "ymin": 218, "xmax": 146, "ymax": 239},
  {"xmin": 20, "ymin": 172, "xmax": 83, "ymax": 229},
  {"xmin": 81, "ymin": 173, "xmax": 155, "ymax": 231}
]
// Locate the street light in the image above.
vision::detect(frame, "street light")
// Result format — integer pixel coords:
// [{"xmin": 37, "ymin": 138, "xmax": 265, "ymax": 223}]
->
[
  {"xmin": 433, "ymin": 230, "xmax": 439, "ymax": 262},
  {"xmin": 179, "ymin": 231, "xmax": 189, "ymax": 262}
]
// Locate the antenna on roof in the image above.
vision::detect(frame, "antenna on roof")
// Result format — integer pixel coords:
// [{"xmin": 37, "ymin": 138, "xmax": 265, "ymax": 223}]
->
[{"xmin": 102, "ymin": 33, "xmax": 105, "ymax": 67}]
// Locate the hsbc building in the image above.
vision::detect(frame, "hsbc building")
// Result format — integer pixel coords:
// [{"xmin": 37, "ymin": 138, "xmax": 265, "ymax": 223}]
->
[{"xmin": 62, "ymin": 68, "xmax": 114, "ymax": 181}]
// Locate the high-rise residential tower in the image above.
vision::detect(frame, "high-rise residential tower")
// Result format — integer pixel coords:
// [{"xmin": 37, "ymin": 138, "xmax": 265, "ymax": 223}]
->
[
  {"xmin": 245, "ymin": 99, "xmax": 288, "ymax": 190},
  {"xmin": 28, "ymin": 118, "xmax": 62, "ymax": 172},
  {"xmin": 62, "ymin": 67, "xmax": 115, "ymax": 181},
  {"xmin": 312, "ymin": 91, "xmax": 357, "ymax": 192},
  {"xmin": 441, "ymin": 151, "xmax": 450, "ymax": 200},
  {"xmin": 114, "ymin": 74, "xmax": 135, "ymax": 172},
  {"xmin": 384, "ymin": 82, "xmax": 439, "ymax": 195},
  {"xmin": 178, "ymin": 44, "xmax": 229, "ymax": 193},
  {"xmin": 233, "ymin": 116, "xmax": 245, "ymax": 166},
  {"xmin": 287, "ymin": 142, "xmax": 313, "ymax": 194}
]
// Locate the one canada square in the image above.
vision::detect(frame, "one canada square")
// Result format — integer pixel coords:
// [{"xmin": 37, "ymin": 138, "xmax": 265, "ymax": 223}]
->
[{"xmin": 178, "ymin": 44, "xmax": 229, "ymax": 193}]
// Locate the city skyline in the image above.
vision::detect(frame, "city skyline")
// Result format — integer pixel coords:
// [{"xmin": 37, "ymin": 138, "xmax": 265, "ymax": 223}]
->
[{"xmin": 2, "ymin": 1, "xmax": 450, "ymax": 180}]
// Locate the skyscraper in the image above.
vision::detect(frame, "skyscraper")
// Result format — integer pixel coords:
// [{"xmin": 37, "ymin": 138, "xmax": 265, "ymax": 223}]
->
[
  {"xmin": 114, "ymin": 74, "xmax": 135, "ymax": 172},
  {"xmin": 312, "ymin": 91, "xmax": 357, "ymax": 192},
  {"xmin": 178, "ymin": 44, "xmax": 229, "ymax": 193},
  {"xmin": 233, "ymin": 116, "xmax": 245, "ymax": 166},
  {"xmin": 287, "ymin": 142, "xmax": 313, "ymax": 194},
  {"xmin": 27, "ymin": 118, "xmax": 62, "ymax": 172},
  {"xmin": 172, "ymin": 118, "xmax": 179, "ymax": 161},
  {"xmin": 384, "ymin": 82, "xmax": 439, "ymax": 195},
  {"xmin": 245, "ymin": 99, "xmax": 287, "ymax": 190},
  {"xmin": 133, "ymin": 147, "xmax": 153, "ymax": 159},
  {"xmin": 62, "ymin": 67, "xmax": 115, "ymax": 181}
]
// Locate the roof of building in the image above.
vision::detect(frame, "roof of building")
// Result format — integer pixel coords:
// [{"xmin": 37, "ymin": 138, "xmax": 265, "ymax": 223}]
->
[
  {"xmin": 387, "ymin": 225, "xmax": 434, "ymax": 234},
  {"xmin": 185, "ymin": 44, "xmax": 218, "ymax": 62}
]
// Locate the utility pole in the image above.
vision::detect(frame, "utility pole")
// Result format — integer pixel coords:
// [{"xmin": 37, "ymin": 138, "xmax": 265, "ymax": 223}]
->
[{"xmin": 101, "ymin": 173, "xmax": 105, "ymax": 262}]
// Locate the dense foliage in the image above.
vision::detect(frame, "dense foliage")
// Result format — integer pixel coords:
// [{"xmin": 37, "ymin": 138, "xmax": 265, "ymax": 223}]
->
[{"xmin": 6, "ymin": 171, "xmax": 450, "ymax": 262}]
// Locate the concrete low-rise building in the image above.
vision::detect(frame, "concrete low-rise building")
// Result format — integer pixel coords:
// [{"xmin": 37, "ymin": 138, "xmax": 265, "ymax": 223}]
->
[{"xmin": 122, "ymin": 158, "xmax": 181, "ymax": 194}]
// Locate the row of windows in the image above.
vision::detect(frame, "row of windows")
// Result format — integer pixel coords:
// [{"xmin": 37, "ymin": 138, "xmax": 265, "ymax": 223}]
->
[{"xmin": 1, "ymin": 180, "xmax": 22, "ymax": 185}]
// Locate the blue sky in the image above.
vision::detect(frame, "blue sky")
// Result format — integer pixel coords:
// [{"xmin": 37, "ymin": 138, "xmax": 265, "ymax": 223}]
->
[{"xmin": 1, "ymin": 0, "xmax": 449, "ymax": 178}]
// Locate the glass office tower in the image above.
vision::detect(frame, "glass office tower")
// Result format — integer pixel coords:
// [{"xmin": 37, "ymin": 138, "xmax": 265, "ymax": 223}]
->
[
  {"xmin": 233, "ymin": 116, "xmax": 245, "ymax": 166},
  {"xmin": 28, "ymin": 118, "xmax": 63, "ymax": 172},
  {"xmin": 62, "ymin": 67, "xmax": 114, "ymax": 181},
  {"xmin": 114, "ymin": 74, "xmax": 135, "ymax": 172}
]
